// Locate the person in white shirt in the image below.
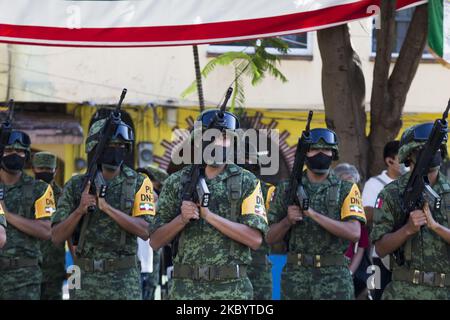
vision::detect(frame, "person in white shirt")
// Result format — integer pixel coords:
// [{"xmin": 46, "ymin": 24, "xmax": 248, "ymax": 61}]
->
[
  {"xmin": 362, "ymin": 141, "xmax": 405, "ymax": 300},
  {"xmin": 137, "ymin": 237, "xmax": 155, "ymax": 299}
]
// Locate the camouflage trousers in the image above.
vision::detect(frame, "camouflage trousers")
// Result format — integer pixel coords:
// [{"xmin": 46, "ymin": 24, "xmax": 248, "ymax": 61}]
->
[
  {"xmin": 41, "ymin": 271, "xmax": 65, "ymax": 300},
  {"xmin": 169, "ymin": 277, "xmax": 254, "ymax": 300},
  {"xmin": 382, "ymin": 280, "xmax": 450, "ymax": 300},
  {"xmin": 281, "ymin": 265, "xmax": 354, "ymax": 300},
  {"xmin": 69, "ymin": 267, "xmax": 141, "ymax": 300},
  {"xmin": 40, "ymin": 241, "xmax": 66, "ymax": 300},
  {"xmin": 0, "ymin": 266, "xmax": 42, "ymax": 300},
  {"xmin": 248, "ymin": 260, "xmax": 272, "ymax": 300}
]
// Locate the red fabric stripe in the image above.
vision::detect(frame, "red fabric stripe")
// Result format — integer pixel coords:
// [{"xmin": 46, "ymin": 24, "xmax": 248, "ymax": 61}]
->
[{"xmin": 0, "ymin": 0, "xmax": 421, "ymax": 46}]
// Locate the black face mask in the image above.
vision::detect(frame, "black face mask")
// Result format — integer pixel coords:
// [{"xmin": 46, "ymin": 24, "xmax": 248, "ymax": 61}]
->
[
  {"xmin": 1, "ymin": 154, "xmax": 26, "ymax": 173},
  {"xmin": 305, "ymin": 152, "xmax": 333, "ymax": 175},
  {"xmin": 99, "ymin": 147, "xmax": 126, "ymax": 170},
  {"xmin": 35, "ymin": 172, "xmax": 55, "ymax": 184}
]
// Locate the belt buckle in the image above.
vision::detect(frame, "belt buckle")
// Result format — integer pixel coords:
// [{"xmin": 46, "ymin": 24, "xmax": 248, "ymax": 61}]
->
[
  {"xmin": 197, "ymin": 266, "xmax": 210, "ymax": 281},
  {"xmin": 412, "ymin": 270, "xmax": 421, "ymax": 285},
  {"xmin": 422, "ymin": 272, "xmax": 436, "ymax": 286},
  {"xmin": 93, "ymin": 259, "xmax": 105, "ymax": 272},
  {"xmin": 303, "ymin": 255, "xmax": 314, "ymax": 267}
]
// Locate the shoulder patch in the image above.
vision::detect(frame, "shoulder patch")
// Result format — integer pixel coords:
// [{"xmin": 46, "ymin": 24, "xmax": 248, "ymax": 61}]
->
[
  {"xmin": 34, "ymin": 184, "xmax": 56, "ymax": 219},
  {"xmin": 241, "ymin": 181, "xmax": 268, "ymax": 223},
  {"xmin": 132, "ymin": 177, "xmax": 155, "ymax": 217},
  {"xmin": 375, "ymin": 196, "xmax": 384, "ymax": 209},
  {"xmin": 340, "ymin": 183, "xmax": 366, "ymax": 223}
]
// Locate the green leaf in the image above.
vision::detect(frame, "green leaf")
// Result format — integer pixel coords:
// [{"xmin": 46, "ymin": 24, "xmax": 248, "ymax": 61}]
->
[{"xmin": 181, "ymin": 37, "xmax": 290, "ymax": 104}]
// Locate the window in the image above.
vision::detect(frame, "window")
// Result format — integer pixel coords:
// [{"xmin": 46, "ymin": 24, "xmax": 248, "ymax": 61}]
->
[
  {"xmin": 207, "ymin": 33, "xmax": 314, "ymax": 57},
  {"xmin": 371, "ymin": 7, "xmax": 432, "ymax": 59}
]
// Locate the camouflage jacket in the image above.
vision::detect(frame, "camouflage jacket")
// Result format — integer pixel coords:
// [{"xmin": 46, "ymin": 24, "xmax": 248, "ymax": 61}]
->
[
  {"xmin": 268, "ymin": 171, "xmax": 366, "ymax": 255},
  {"xmin": 51, "ymin": 182, "xmax": 63, "ymax": 205},
  {"xmin": 255, "ymin": 181, "xmax": 275, "ymax": 256},
  {"xmin": 0, "ymin": 172, "xmax": 55, "ymax": 260},
  {"xmin": 151, "ymin": 164, "xmax": 269, "ymax": 266},
  {"xmin": 52, "ymin": 166, "xmax": 155, "ymax": 259},
  {"xmin": 40, "ymin": 181, "xmax": 65, "ymax": 274},
  {"xmin": 371, "ymin": 172, "xmax": 450, "ymax": 273}
]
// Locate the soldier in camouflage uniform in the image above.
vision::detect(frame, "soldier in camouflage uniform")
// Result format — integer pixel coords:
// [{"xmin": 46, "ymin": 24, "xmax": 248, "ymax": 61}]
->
[
  {"xmin": 0, "ymin": 131, "xmax": 56, "ymax": 300},
  {"xmin": 240, "ymin": 144, "xmax": 275, "ymax": 300},
  {"xmin": 32, "ymin": 152, "xmax": 66, "ymax": 300},
  {"xmin": 136, "ymin": 165, "xmax": 168, "ymax": 300},
  {"xmin": 149, "ymin": 109, "xmax": 268, "ymax": 300},
  {"xmin": 371, "ymin": 123, "xmax": 450, "ymax": 300},
  {"xmin": 267, "ymin": 128, "xmax": 366, "ymax": 300},
  {"xmin": 51, "ymin": 119, "xmax": 155, "ymax": 300}
]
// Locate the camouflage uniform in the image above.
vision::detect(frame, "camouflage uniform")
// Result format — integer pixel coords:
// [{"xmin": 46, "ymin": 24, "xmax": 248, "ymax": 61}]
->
[
  {"xmin": 0, "ymin": 173, "xmax": 55, "ymax": 300},
  {"xmin": 32, "ymin": 151, "xmax": 67, "ymax": 300},
  {"xmin": 248, "ymin": 181, "xmax": 275, "ymax": 300},
  {"xmin": 371, "ymin": 173, "xmax": 450, "ymax": 300},
  {"xmin": 39, "ymin": 182, "xmax": 65, "ymax": 300},
  {"xmin": 268, "ymin": 172, "xmax": 366, "ymax": 300},
  {"xmin": 142, "ymin": 165, "xmax": 167, "ymax": 300},
  {"xmin": 136, "ymin": 165, "xmax": 168, "ymax": 299},
  {"xmin": 150, "ymin": 164, "xmax": 269, "ymax": 300},
  {"xmin": 371, "ymin": 124, "xmax": 450, "ymax": 300},
  {"xmin": 52, "ymin": 166, "xmax": 155, "ymax": 300}
]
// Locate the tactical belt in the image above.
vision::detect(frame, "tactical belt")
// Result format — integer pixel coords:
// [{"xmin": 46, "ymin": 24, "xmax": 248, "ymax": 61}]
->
[
  {"xmin": 287, "ymin": 253, "xmax": 349, "ymax": 268},
  {"xmin": 0, "ymin": 258, "xmax": 39, "ymax": 270},
  {"xmin": 392, "ymin": 268, "xmax": 450, "ymax": 288},
  {"xmin": 173, "ymin": 264, "xmax": 247, "ymax": 281},
  {"xmin": 74, "ymin": 256, "xmax": 136, "ymax": 272},
  {"xmin": 252, "ymin": 254, "xmax": 270, "ymax": 265}
]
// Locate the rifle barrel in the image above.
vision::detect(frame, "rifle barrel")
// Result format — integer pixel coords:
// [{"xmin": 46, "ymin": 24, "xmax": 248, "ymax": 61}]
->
[
  {"xmin": 116, "ymin": 88, "xmax": 127, "ymax": 110},
  {"xmin": 443, "ymin": 99, "xmax": 450, "ymax": 121},
  {"xmin": 306, "ymin": 111, "xmax": 313, "ymax": 131},
  {"xmin": 219, "ymin": 87, "xmax": 233, "ymax": 113}
]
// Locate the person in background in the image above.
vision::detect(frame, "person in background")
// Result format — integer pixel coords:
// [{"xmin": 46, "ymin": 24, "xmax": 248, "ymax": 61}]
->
[
  {"xmin": 136, "ymin": 165, "xmax": 168, "ymax": 300},
  {"xmin": 362, "ymin": 141, "xmax": 403, "ymax": 300},
  {"xmin": 334, "ymin": 163, "xmax": 370, "ymax": 299},
  {"xmin": 32, "ymin": 152, "xmax": 65, "ymax": 300},
  {"xmin": 239, "ymin": 143, "xmax": 275, "ymax": 300}
]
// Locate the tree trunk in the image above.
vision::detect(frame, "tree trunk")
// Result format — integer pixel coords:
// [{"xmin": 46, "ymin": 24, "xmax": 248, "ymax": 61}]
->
[
  {"xmin": 318, "ymin": 25, "xmax": 369, "ymax": 181},
  {"xmin": 368, "ymin": 3, "xmax": 429, "ymax": 177}
]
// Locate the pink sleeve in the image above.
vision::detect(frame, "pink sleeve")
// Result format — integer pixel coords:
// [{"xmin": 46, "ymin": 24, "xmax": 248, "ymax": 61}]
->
[{"xmin": 358, "ymin": 225, "xmax": 370, "ymax": 248}]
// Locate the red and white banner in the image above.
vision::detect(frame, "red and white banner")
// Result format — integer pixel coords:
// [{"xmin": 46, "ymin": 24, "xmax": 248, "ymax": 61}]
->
[{"xmin": 0, "ymin": 0, "xmax": 426, "ymax": 47}]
